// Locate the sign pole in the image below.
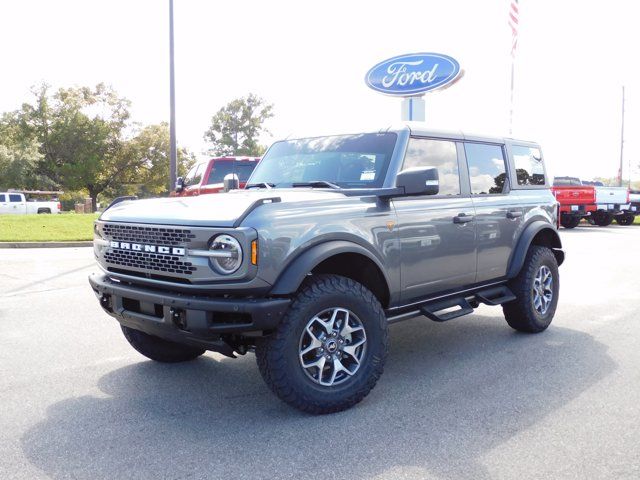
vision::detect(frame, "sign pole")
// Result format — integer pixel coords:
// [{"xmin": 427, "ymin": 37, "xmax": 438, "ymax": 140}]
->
[
  {"xmin": 509, "ymin": 60, "xmax": 515, "ymax": 135},
  {"xmin": 401, "ymin": 96, "xmax": 425, "ymax": 122}
]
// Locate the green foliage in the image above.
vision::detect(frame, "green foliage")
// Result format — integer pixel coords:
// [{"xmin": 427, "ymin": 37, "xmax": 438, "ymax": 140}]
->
[
  {"xmin": 0, "ymin": 112, "xmax": 48, "ymax": 190},
  {"xmin": 204, "ymin": 93, "xmax": 273, "ymax": 156},
  {"xmin": 1, "ymin": 83, "xmax": 195, "ymax": 208},
  {"xmin": 110, "ymin": 122, "xmax": 195, "ymax": 198}
]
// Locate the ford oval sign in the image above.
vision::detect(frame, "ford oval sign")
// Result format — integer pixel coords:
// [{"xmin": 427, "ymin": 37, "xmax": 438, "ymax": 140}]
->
[{"xmin": 365, "ymin": 53, "xmax": 461, "ymax": 96}]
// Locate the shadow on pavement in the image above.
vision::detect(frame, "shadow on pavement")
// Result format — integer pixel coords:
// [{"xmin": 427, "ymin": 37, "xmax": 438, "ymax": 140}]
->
[{"xmin": 21, "ymin": 316, "xmax": 614, "ymax": 480}]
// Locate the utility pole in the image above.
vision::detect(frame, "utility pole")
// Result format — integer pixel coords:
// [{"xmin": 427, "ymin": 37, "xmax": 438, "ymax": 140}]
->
[
  {"xmin": 618, "ymin": 86, "xmax": 625, "ymax": 187},
  {"xmin": 169, "ymin": 0, "xmax": 177, "ymax": 192}
]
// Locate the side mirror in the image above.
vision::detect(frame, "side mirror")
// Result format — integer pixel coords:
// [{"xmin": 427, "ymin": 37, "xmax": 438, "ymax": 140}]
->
[
  {"xmin": 175, "ymin": 177, "xmax": 185, "ymax": 192},
  {"xmin": 223, "ymin": 173, "xmax": 240, "ymax": 192},
  {"xmin": 395, "ymin": 166, "xmax": 439, "ymax": 196}
]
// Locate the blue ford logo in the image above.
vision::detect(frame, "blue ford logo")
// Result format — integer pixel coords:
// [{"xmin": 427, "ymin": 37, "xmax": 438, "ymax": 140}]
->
[{"xmin": 365, "ymin": 53, "xmax": 461, "ymax": 96}]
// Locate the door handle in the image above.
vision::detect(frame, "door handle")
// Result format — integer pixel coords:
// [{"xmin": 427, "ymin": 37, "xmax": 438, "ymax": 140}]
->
[
  {"xmin": 506, "ymin": 210, "xmax": 523, "ymax": 219},
  {"xmin": 453, "ymin": 213, "xmax": 475, "ymax": 224}
]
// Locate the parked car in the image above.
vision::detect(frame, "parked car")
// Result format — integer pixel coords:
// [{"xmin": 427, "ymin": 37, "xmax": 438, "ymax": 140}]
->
[
  {"xmin": 618, "ymin": 189, "xmax": 640, "ymax": 225},
  {"xmin": 0, "ymin": 192, "xmax": 61, "ymax": 214},
  {"xmin": 591, "ymin": 184, "xmax": 630, "ymax": 226},
  {"xmin": 552, "ymin": 177, "xmax": 597, "ymax": 228},
  {"xmin": 89, "ymin": 125, "xmax": 564, "ymax": 413},
  {"xmin": 173, "ymin": 157, "xmax": 260, "ymax": 196}
]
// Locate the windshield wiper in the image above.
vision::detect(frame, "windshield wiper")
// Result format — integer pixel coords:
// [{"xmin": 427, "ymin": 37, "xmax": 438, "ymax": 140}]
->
[
  {"xmin": 245, "ymin": 182, "xmax": 275, "ymax": 189},
  {"xmin": 291, "ymin": 181, "xmax": 340, "ymax": 189}
]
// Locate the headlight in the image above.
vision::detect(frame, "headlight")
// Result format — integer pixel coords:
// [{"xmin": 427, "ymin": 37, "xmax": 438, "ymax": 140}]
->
[{"xmin": 209, "ymin": 234, "xmax": 243, "ymax": 274}]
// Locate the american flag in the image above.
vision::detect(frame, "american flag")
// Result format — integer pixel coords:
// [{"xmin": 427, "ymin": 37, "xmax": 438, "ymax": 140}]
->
[{"xmin": 509, "ymin": 0, "xmax": 520, "ymax": 57}]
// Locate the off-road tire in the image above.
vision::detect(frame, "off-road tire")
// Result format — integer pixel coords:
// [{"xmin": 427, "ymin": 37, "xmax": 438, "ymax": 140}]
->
[
  {"xmin": 560, "ymin": 215, "xmax": 580, "ymax": 229},
  {"xmin": 256, "ymin": 274, "xmax": 388, "ymax": 414},
  {"xmin": 616, "ymin": 213, "xmax": 635, "ymax": 226},
  {"xmin": 121, "ymin": 325, "xmax": 205, "ymax": 362},
  {"xmin": 503, "ymin": 246, "xmax": 559, "ymax": 333},
  {"xmin": 592, "ymin": 211, "xmax": 613, "ymax": 226}
]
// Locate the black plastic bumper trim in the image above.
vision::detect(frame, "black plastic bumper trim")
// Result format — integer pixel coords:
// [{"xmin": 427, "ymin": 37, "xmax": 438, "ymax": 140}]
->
[{"xmin": 88, "ymin": 273, "xmax": 290, "ymax": 338}]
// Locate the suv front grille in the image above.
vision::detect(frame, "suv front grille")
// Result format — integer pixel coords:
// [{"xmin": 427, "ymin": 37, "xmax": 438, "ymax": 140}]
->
[
  {"xmin": 104, "ymin": 249, "xmax": 197, "ymax": 275},
  {"xmin": 102, "ymin": 224, "xmax": 196, "ymax": 247}
]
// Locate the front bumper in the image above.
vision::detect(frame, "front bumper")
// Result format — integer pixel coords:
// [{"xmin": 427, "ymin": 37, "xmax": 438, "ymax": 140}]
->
[{"xmin": 89, "ymin": 273, "xmax": 290, "ymax": 347}]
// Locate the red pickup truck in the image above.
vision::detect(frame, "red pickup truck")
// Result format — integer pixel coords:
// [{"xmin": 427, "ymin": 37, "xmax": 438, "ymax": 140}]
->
[
  {"xmin": 174, "ymin": 156, "xmax": 260, "ymax": 197},
  {"xmin": 552, "ymin": 177, "xmax": 597, "ymax": 228}
]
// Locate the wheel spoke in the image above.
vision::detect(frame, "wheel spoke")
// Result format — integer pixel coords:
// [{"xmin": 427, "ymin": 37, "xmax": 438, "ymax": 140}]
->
[
  {"xmin": 534, "ymin": 294, "xmax": 542, "ymax": 311},
  {"xmin": 341, "ymin": 346, "xmax": 361, "ymax": 366},
  {"xmin": 302, "ymin": 355, "xmax": 323, "ymax": 369},
  {"xmin": 340, "ymin": 318, "xmax": 364, "ymax": 337},
  {"xmin": 328, "ymin": 358, "xmax": 351, "ymax": 385},
  {"xmin": 315, "ymin": 308, "xmax": 342, "ymax": 333},
  {"xmin": 299, "ymin": 334, "xmax": 322, "ymax": 358},
  {"xmin": 344, "ymin": 337, "xmax": 365, "ymax": 351},
  {"xmin": 306, "ymin": 325, "xmax": 323, "ymax": 342}
]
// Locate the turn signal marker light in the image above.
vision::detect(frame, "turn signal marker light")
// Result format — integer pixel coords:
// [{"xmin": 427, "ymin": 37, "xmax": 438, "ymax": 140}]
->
[{"xmin": 251, "ymin": 240, "xmax": 258, "ymax": 265}]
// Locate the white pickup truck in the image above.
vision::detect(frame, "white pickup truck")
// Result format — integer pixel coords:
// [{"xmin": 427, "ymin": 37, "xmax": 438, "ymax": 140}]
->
[
  {"xmin": 0, "ymin": 192, "xmax": 61, "ymax": 215},
  {"xmin": 586, "ymin": 184, "xmax": 630, "ymax": 226}
]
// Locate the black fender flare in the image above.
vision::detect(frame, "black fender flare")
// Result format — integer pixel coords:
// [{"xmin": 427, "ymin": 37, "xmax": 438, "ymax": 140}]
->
[
  {"xmin": 269, "ymin": 240, "xmax": 391, "ymax": 296},
  {"xmin": 507, "ymin": 221, "xmax": 565, "ymax": 279}
]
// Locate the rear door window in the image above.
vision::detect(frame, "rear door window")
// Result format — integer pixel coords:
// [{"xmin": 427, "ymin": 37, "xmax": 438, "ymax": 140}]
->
[
  {"xmin": 464, "ymin": 143, "xmax": 507, "ymax": 195},
  {"xmin": 206, "ymin": 162, "xmax": 256, "ymax": 184},
  {"xmin": 512, "ymin": 145, "xmax": 546, "ymax": 185},
  {"xmin": 9, "ymin": 194, "xmax": 22, "ymax": 202},
  {"xmin": 403, "ymin": 138, "xmax": 460, "ymax": 196}
]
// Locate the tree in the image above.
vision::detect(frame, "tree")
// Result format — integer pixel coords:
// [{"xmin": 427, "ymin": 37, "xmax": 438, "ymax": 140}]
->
[
  {"xmin": 204, "ymin": 93, "xmax": 273, "ymax": 156},
  {"xmin": 0, "ymin": 112, "xmax": 46, "ymax": 190},
  {"xmin": 112, "ymin": 123, "xmax": 195, "ymax": 198},
  {"xmin": 17, "ymin": 83, "xmax": 136, "ymax": 210}
]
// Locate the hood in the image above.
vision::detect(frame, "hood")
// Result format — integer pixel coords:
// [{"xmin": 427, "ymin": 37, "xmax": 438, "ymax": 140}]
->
[{"xmin": 99, "ymin": 189, "xmax": 346, "ymax": 227}]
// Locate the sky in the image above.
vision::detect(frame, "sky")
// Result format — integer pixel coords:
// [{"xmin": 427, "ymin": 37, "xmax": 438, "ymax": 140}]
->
[{"xmin": 1, "ymin": 0, "xmax": 638, "ymax": 182}]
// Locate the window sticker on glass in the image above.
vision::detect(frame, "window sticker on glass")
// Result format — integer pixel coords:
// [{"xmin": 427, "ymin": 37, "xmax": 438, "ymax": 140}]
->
[{"xmin": 360, "ymin": 171, "xmax": 376, "ymax": 181}]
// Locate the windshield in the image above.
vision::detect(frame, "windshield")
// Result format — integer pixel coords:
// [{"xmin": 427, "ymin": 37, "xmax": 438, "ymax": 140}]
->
[{"xmin": 248, "ymin": 132, "xmax": 397, "ymax": 188}]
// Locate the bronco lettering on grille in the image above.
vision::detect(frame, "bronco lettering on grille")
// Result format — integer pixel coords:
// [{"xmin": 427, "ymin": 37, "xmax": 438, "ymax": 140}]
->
[{"xmin": 109, "ymin": 241, "xmax": 185, "ymax": 256}]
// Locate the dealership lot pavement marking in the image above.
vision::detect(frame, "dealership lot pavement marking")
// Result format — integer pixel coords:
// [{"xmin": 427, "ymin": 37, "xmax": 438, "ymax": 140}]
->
[{"xmin": 1, "ymin": 225, "xmax": 639, "ymax": 480}]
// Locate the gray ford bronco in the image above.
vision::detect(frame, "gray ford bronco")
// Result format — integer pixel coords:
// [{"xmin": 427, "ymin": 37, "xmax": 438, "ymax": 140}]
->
[{"xmin": 89, "ymin": 124, "xmax": 564, "ymax": 414}]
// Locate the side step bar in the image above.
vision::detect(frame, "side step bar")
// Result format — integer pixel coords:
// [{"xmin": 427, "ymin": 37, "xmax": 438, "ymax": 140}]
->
[
  {"xmin": 389, "ymin": 285, "xmax": 516, "ymax": 324},
  {"xmin": 420, "ymin": 297, "xmax": 474, "ymax": 323},
  {"xmin": 475, "ymin": 286, "xmax": 516, "ymax": 306}
]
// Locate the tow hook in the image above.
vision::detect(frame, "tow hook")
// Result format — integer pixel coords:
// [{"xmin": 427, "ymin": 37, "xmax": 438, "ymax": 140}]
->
[
  {"xmin": 170, "ymin": 307, "xmax": 187, "ymax": 330},
  {"xmin": 100, "ymin": 294, "xmax": 112, "ymax": 312}
]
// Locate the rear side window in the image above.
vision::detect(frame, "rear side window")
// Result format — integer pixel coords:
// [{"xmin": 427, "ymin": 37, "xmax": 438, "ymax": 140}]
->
[
  {"xmin": 512, "ymin": 145, "xmax": 545, "ymax": 186},
  {"xmin": 403, "ymin": 138, "xmax": 460, "ymax": 195},
  {"xmin": 207, "ymin": 162, "xmax": 256, "ymax": 184},
  {"xmin": 9, "ymin": 194, "xmax": 22, "ymax": 202},
  {"xmin": 464, "ymin": 143, "xmax": 507, "ymax": 195}
]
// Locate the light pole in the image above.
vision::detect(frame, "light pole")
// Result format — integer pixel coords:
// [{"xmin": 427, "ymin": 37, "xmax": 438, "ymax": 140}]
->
[
  {"xmin": 618, "ymin": 86, "xmax": 625, "ymax": 187},
  {"xmin": 169, "ymin": 0, "xmax": 177, "ymax": 192}
]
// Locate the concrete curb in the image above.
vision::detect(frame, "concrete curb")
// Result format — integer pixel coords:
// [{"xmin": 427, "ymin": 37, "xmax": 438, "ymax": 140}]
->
[{"xmin": 0, "ymin": 241, "xmax": 93, "ymax": 249}]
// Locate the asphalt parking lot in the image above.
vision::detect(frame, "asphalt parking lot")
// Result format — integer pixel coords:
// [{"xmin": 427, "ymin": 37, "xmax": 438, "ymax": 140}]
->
[{"xmin": 1, "ymin": 224, "xmax": 639, "ymax": 480}]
